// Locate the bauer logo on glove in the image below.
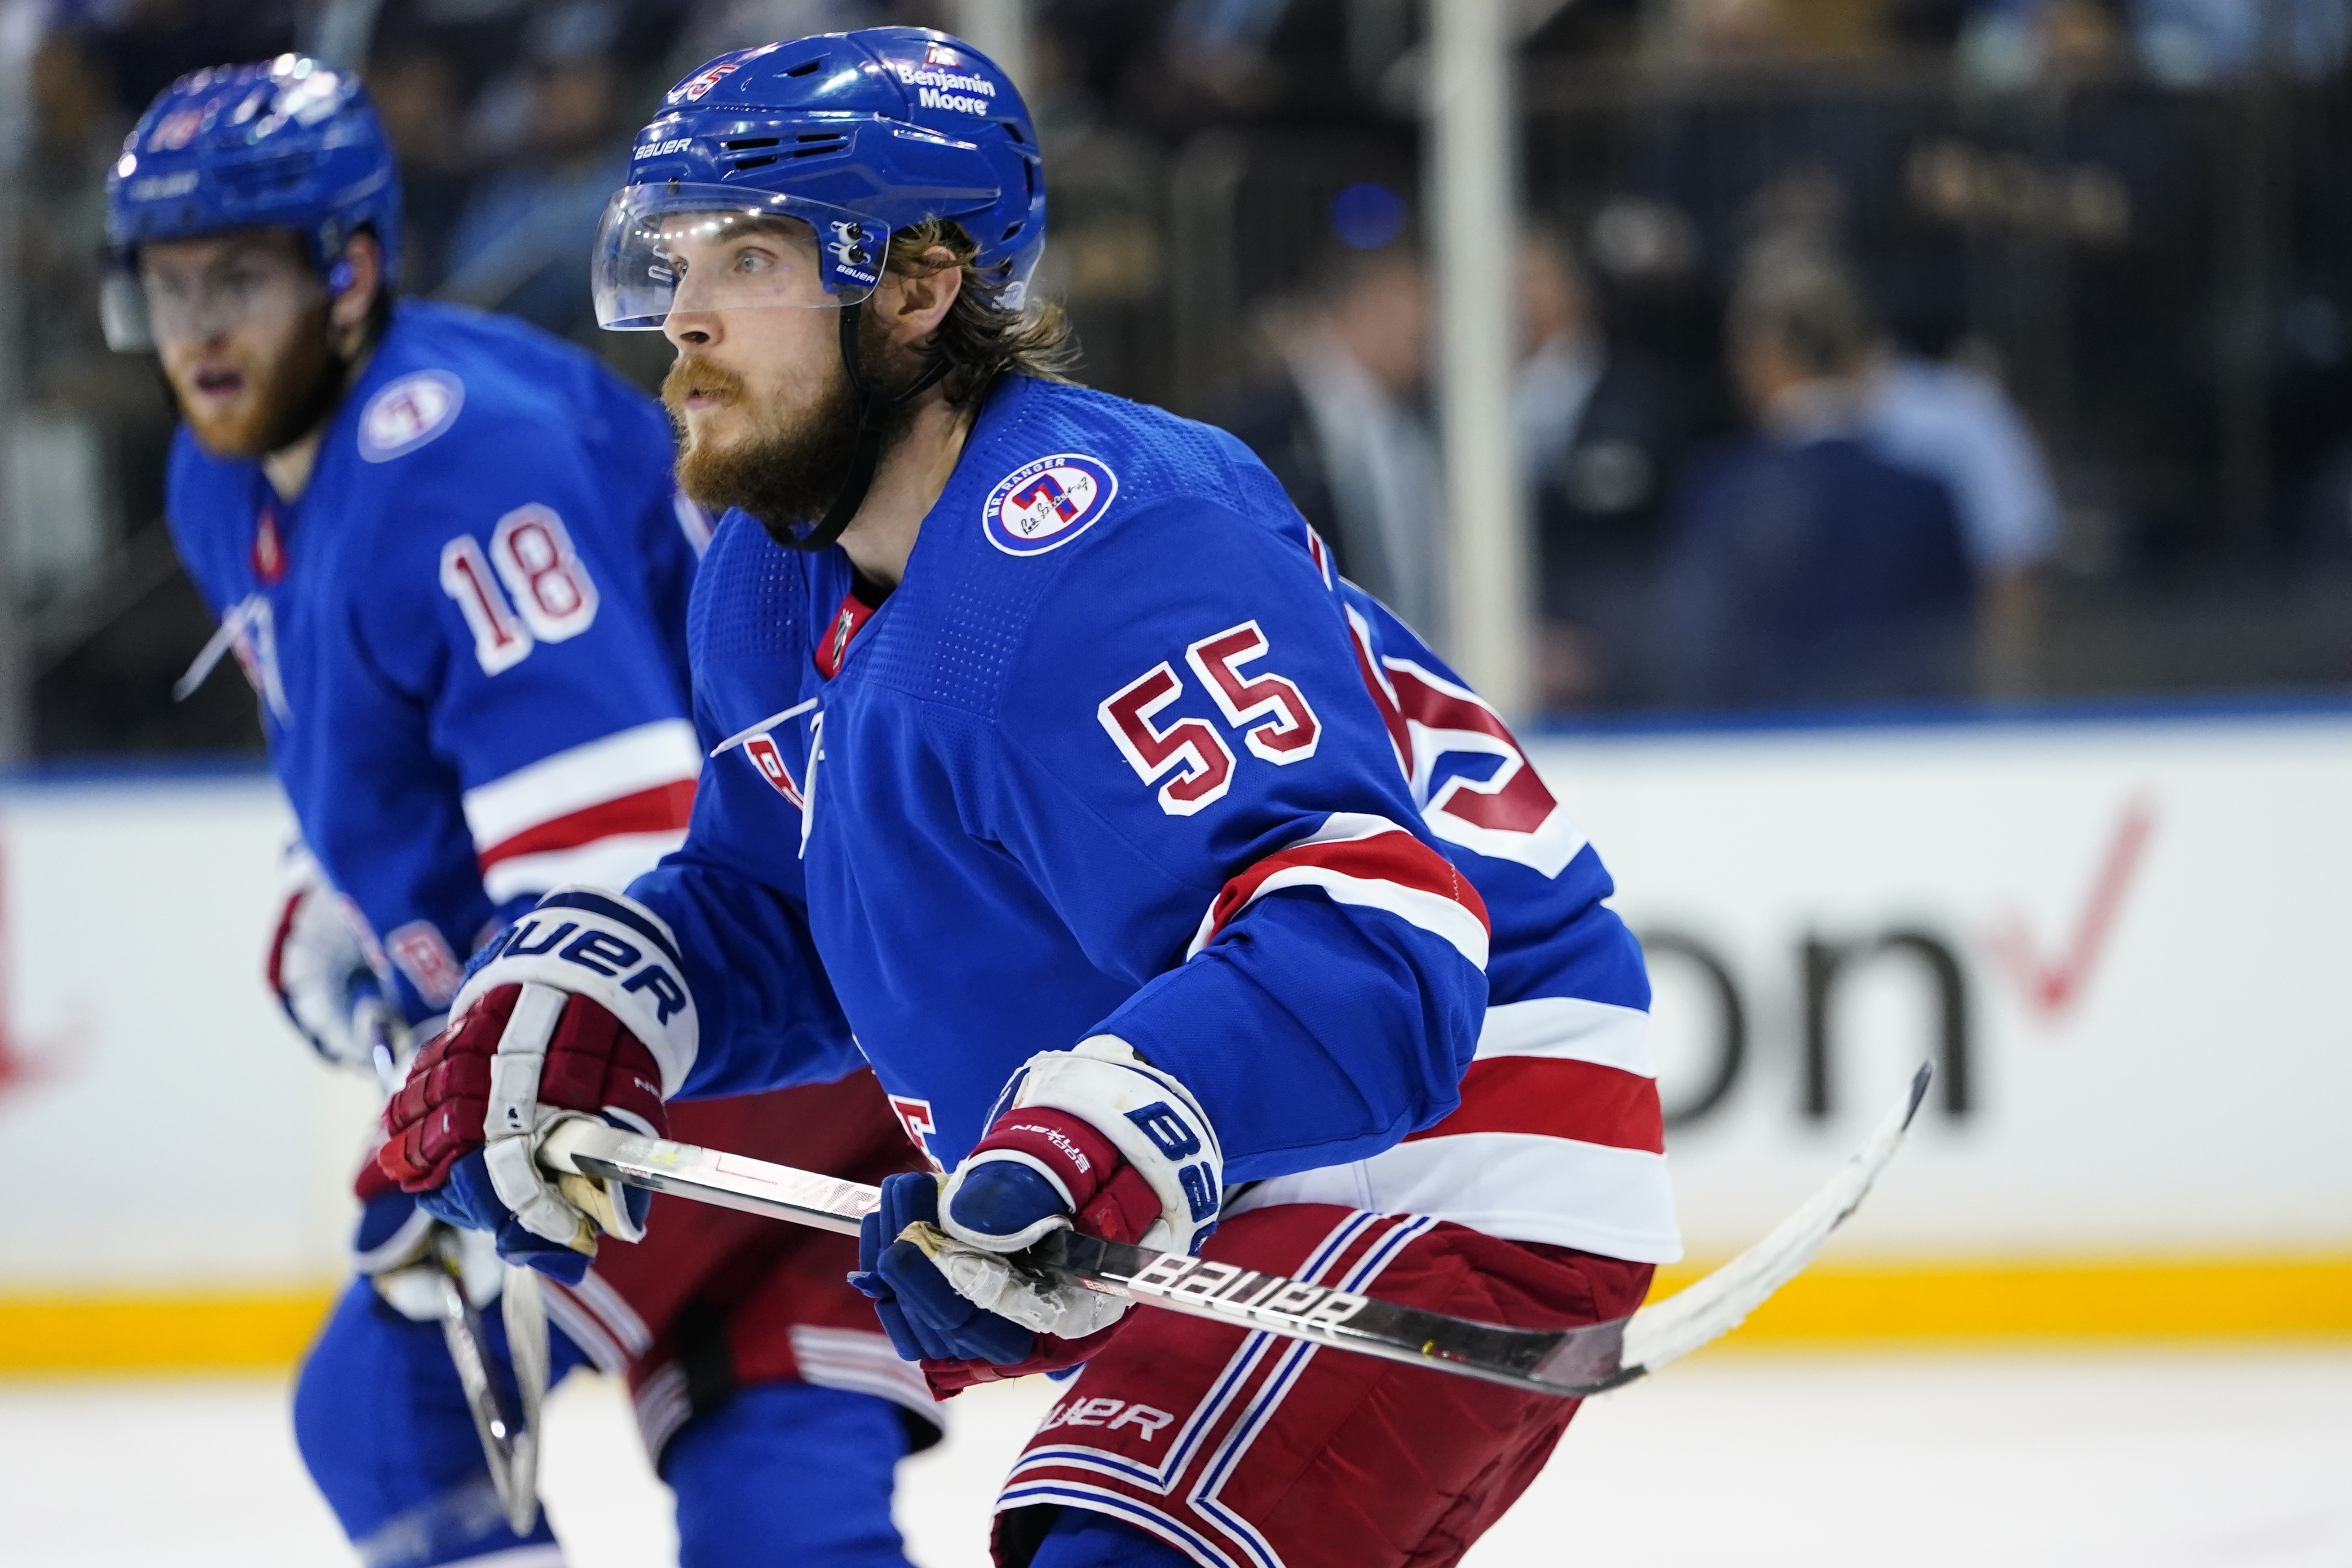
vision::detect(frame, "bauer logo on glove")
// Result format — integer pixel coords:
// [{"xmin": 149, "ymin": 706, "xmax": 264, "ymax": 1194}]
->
[
  {"xmin": 849, "ymin": 1037, "xmax": 1224, "ymax": 1397},
  {"xmin": 377, "ymin": 888, "xmax": 696, "ymax": 1284}
]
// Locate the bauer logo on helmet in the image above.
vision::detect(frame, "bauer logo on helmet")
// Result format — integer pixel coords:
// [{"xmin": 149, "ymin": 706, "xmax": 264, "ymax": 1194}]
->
[{"xmin": 983, "ymin": 454, "xmax": 1119, "ymax": 557}]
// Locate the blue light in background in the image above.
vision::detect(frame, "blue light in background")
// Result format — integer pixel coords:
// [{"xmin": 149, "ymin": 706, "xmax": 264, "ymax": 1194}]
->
[{"xmin": 1330, "ymin": 181, "xmax": 1407, "ymax": 250}]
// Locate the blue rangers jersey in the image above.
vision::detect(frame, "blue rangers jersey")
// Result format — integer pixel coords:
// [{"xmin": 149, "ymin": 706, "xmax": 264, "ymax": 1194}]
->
[
  {"xmin": 168, "ymin": 300, "xmax": 708, "ymax": 1024},
  {"xmin": 634, "ymin": 374, "xmax": 1679, "ymax": 1263}
]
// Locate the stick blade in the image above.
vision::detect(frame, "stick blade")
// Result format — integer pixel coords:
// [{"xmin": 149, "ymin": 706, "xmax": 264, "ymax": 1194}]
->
[{"xmin": 1607, "ymin": 1062, "xmax": 1932, "ymax": 1384}]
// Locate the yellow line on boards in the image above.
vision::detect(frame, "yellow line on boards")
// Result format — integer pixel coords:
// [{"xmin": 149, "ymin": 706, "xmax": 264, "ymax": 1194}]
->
[
  {"xmin": 3, "ymin": 1256, "xmax": 2348, "ymax": 1374},
  {"xmin": 0, "ymin": 1288, "xmax": 339, "ymax": 1374},
  {"xmin": 1648, "ymin": 1255, "xmax": 2352, "ymax": 1343}
]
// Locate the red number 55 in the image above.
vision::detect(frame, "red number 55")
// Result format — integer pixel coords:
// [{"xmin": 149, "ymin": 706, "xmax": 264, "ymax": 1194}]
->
[
  {"xmin": 1098, "ymin": 663, "xmax": 1235, "ymax": 817},
  {"xmin": 1099, "ymin": 622, "xmax": 1322, "ymax": 817}
]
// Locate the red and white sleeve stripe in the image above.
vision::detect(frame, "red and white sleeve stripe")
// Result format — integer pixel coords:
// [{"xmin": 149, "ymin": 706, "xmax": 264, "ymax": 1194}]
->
[
  {"xmin": 463, "ymin": 719, "xmax": 702, "ymax": 903},
  {"xmin": 1229, "ymin": 993, "xmax": 1683, "ymax": 1262},
  {"xmin": 1185, "ymin": 811, "xmax": 1491, "ymax": 970},
  {"xmin": 1405, "ymin": 995, "xmax": 1664, "ymax": 1154}
]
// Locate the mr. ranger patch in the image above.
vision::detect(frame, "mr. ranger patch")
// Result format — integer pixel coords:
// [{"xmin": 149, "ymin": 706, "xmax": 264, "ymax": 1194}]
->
[
  {"xmin": 982, "ymin": 453, "xmax": 1118, "ymax": 557},
  {"xmin": 359, "ymin": 370, "xmax": 464, "ymax": 462}
]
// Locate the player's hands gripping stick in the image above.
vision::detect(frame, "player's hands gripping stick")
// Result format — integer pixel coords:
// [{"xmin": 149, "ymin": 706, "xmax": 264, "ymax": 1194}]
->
[
  {"xmin": 850, "ymin": 1036, "xmax": 1223, "ymax": 1394},
  {"xmin": 376, "ymin": 889, "xmax": 697, "ymax": 1282}
]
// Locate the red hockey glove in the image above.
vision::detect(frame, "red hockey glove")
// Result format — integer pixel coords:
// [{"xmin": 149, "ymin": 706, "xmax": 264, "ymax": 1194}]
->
[{"xmin": 376, "ymin": 890, "xmax": 698, "ymax": 1279}]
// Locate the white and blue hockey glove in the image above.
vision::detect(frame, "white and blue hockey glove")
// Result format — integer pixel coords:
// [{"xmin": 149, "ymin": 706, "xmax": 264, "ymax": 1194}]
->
[
  {"xmin": 851, "ymin": 1036, "xmax": 1222, "ymax": 1394},
  {"xmin": 267, "ymin": 843, "xmax": 400, "ymax": 1075},
  {"xmin": 378, "ymin": 889, "xmax": 696, "ymax": 1284}
]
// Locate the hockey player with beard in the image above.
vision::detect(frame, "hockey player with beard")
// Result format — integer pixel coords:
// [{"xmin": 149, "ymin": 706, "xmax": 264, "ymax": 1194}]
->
[
  {"xmin": 384, "ymin": 28, "xmax": 1681, "ymax": 1568},
  {"xmin": 109, "ymin": 58, "xmax": 937, "ymax": 1568}
]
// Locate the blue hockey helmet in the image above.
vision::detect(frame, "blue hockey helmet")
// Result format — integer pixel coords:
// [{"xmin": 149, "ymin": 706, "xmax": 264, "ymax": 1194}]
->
[
  {"xmin": 591, "ymin": 27, "xmax": 1045, "ymax": 331},
  {"xmin": 102, "ymin": 55, "xmax": 402, "ymax": 350}
]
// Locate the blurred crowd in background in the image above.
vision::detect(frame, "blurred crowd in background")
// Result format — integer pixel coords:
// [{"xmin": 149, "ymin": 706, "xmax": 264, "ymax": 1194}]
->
[{"xmin": 13, "ymin": 0, "xmax": 2352, "ymax": 756}]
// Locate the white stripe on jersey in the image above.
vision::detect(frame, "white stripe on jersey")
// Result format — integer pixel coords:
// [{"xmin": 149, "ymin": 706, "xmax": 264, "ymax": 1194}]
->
[
  {"xmin": 481, "ymin": 830, "xmax": 691, "ymax": 905},
  {"xmin": 1475, "ymin": 995, "xmax": 1656, "ymax": 1077},
  {"xmin": 1230, "ymin": 1132, "xmax": 1682, "ymax": 1263},
  {"xmin": 461, "ymin": 719, "xmax": 701, "ymax": 852}
]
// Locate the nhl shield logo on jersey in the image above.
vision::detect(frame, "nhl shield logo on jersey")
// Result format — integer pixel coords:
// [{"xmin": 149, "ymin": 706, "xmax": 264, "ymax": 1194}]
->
[
  {"xmin": 359, "ymin": 370, "xmax": 465, "ymax": 463},
  {"xmin": 982, "ymin": 454, "xmax": 1119, "ymax": 557}
]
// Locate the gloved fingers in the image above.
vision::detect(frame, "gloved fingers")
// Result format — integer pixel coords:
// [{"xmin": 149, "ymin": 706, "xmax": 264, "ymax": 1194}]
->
[
  {"xmin": 875, "ymin": 1170, "xmax": 940, "ymax": 1239},
  {"xmin": 857, "ymin": 1206, "xmax": 887, "ymax": 1275},
  {"xmin": 868, "ymin": 1292, "xmax": 929, "ymax": 1362},
  {"xmin": 874, "ymin": 1247, "xmax": 965, "ymax": 1361},
  {"xmin": 878, "ymin": 1237, "xmax": 1035, "ymax": 1364},
  {"xmin": 416, "ymin": 1150, "xmax": 506, "ymax": 1233},
  {"xmin": 494, "ymin": 1216, "xmax": 592, "ymax": 1285}
]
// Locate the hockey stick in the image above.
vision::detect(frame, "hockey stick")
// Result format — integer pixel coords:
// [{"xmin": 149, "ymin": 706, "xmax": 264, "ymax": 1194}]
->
[
  {"xmin": 430, "ymin": 1229, "xmax": 541, "ymax": 1533},
  {"xmin": 373, "ymin": 1018, "xmax": 547, "ymax": 1533},
  {"xmin": 540, "ymin": 1063, "xmax": 1929, "ymax": 1400}
]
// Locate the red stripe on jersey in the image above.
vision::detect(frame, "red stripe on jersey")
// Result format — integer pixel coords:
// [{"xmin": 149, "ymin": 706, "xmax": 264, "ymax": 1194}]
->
[
  {"xmin": 1199, "ymin": 825, "xmax": 1490, "ymax": 950},
  {"xmin": 477, "ymin": 779, "xmax": 697, "ymax": 869},
  {"xmin": 1344, "ymin": 614, "xmax": 1413, "ymax": 773},
  {"xmin": 1384, "ymin": 665, "xmax": 1560, "ymax": 834},
  {"xmin": 1404, "ymin": 1055, "xmax": 1665, "ymax": 1154}
]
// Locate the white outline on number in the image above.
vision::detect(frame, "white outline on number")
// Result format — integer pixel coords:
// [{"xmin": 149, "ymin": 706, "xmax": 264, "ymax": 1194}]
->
[
  {"xmin": 490, "ymin": 503, "xmax": 600, "ymax": 644},
  {"xmin": 1183, "ymin": 620, "xmax": 1321, "ymax": 766},
  {"xmin": 1098, "ymin": 662, "xmax": 1236, "ymax": 818},
  {"xmin": 440, "ymin": 534, "xmax": 534, "ymax": 675}
]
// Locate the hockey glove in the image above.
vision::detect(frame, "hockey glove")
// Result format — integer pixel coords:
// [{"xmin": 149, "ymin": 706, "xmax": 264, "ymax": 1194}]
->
[
  {"xmin": 350, "ymin": 1152, "xmax": 503, "ymax": 1321},
  {"xmin": 850, "ymin": 1036, "xmax": 1223, "ymax": 1395},
  {"xmin": 268, "ymin": 843, "xmax": 399, "ymax": 1075},
  {"xmin": 377, "ymin": 889, "xmax": 697, "ymax": 1284}
]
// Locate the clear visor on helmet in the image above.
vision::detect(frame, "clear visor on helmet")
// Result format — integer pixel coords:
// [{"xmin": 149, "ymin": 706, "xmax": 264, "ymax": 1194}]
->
[
  {"xmin": 102, "ymin": 237, "xmax": 331, "ymax": 353},
  {"xmin": 592, "ymin": 183, "xmax": 887, "ymax": 330}
]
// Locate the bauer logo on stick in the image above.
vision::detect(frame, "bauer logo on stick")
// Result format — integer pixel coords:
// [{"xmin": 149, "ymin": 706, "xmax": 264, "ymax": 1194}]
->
[{"xmin": 982, "ymin": 454, "xmax": 1118, "ymax": 556}]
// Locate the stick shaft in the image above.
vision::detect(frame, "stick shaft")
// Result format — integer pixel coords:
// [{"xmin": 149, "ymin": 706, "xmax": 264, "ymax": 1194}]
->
[
  {"xmin": 545, "ymin": 1124, "xmax": 1632, "ymax": 1396},
  {"xmin": 540, "ymin": 1063, "xmax": 1927, "ymax": 1401}
]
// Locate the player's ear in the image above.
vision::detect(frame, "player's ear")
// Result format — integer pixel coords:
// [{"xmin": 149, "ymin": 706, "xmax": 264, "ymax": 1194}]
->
[
  {"xmin": 328, "ymin": 232, "xmax": 385, "ymax": 349},
  {"xmin": 882, "ymin": 244, "xmax": 962, "ymax": 348}
]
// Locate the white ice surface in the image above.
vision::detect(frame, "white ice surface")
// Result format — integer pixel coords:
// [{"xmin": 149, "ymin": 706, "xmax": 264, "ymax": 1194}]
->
[{"xmin": 0, "ymin": 1350, "xmax": 2345, "ymax": 1567}]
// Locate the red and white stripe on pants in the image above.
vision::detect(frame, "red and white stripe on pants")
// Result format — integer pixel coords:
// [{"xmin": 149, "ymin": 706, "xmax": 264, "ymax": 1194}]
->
[{"xmin": 994, "ymin": 1202, "xmax": 1652, "ymax": 1568}]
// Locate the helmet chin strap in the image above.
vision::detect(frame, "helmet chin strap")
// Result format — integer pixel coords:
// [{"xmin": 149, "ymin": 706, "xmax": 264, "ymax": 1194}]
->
[{"xmin": 781, "ymin": 300, "xmax": 952, "ymax": 554}]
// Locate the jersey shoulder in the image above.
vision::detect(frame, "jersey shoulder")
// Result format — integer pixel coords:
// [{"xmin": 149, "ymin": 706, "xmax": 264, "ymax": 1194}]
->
[
  {"xmin": 866, "ymin": 378, "xmax": 1332, "ymax": 722},
  {"xmin": 345, "ymin": 302, "xmax": 645, "ymax": 469},
  {"xmin": 969, "ymin": 377, "xmax": 1323, "ymax": 606},
  {"xmin": 325, "ymin": 303, "xmax": 671, "ymax": 551},
  {"xmin": 961, "ymin": 377, "xmax": 1298, "ymax": 549}
]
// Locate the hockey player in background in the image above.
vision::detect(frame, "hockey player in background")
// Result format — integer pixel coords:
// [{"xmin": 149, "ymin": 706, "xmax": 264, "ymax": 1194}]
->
[
  {"xmin": 107, "ymin": 58, "xmax": 936, "ymax": 1568},
  {"xmin": 384, "ymin": 27, "xmax": 1681, "ymax": 1568}
]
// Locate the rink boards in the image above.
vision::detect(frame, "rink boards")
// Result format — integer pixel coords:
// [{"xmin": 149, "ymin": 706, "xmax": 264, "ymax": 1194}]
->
[{"xmin": 2, "ymin": 705, "xmax": 2348, "ymax": 1368}]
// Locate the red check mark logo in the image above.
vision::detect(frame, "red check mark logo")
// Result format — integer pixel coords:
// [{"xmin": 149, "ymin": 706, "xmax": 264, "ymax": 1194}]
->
[
  {"xmin": 1985, "ymin": 795, "xmax": 2157, "ymax": 1020},
  {"xmin": 0, "ymin": 841, "xmax": 85, "ymax": 1110}
]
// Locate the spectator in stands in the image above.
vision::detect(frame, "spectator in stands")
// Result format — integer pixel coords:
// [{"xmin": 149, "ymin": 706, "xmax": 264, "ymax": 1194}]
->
[
  {"xmin": 1520, "ymin": 225, "xmax": 1690, "ymax": 708},
  {"xmin": 1863, "ymin": 342, "xmax": 2061, "ymax": 693},
  {"xmin": 364, "ymin": 43, "xmax": 472, "ymax": 293},
  {"xmin": 1217, "ymin": 243, "xmax": 1447, "ymax": 642},
  {"xmin": 1659, "ymin": 260, "xmax": 1975, "ymax": 707},
  {"xmin": 438, "ymin": 16, "xmax": 630, "ymax": 339}
]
